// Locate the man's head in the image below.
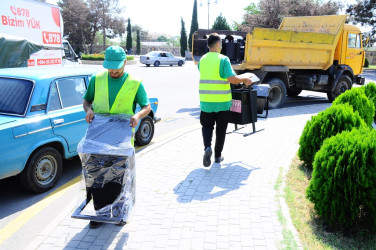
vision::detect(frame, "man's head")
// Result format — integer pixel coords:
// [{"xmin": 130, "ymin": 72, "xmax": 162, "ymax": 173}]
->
[
  {"xmin": 103, "ymin": 46, "xmax": 127, "ymax": 78},
  {"xmin": 207, "ymin": 33, "xmax": 222, "ymax": 52}
]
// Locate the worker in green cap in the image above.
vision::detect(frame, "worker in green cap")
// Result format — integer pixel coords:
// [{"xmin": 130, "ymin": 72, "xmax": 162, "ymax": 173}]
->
[{"xmin": 83, "ymin": 45, "xmax": 151, "ymax": 228}]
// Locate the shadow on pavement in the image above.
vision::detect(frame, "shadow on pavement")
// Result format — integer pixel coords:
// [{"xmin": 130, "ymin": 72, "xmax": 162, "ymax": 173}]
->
[
  {"xmin": 0, "ymin": 157, "xmax": 81, "ymax": 220},
  {"xmin": 63, "ymin": 226, "xmax": 129, "ymax": 249},
  {"xmin": 173, "ymin": 161, "xmax": 259, "ymax": 203}
]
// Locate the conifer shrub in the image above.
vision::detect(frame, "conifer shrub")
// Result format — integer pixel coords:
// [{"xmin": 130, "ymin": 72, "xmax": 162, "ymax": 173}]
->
[
  {"xmin": 306, "ymin": 128, "xmax": 376, "ymax": 231},
  {"xmin": 298, "ymin": 104, "xmax": 367, "ymax": 167},
  {"xmin": 332, "ymin": 87, "xmax": 375, "ymax": 126},
  {"xmin": 362, "ymin": 82, "xmax": 376, "ymax": 119}
]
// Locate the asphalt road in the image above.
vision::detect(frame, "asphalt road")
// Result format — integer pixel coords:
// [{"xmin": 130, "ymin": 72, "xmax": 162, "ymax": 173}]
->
[{"xmin": 0, "ymin": 62, "xmax": 375, "ymax": 249}]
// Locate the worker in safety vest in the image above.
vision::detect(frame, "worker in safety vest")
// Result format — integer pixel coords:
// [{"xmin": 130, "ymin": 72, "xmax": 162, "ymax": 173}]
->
[
  {"xmin": 198, "ymin": 33, "xmax": 253, "ymax": 167},
  {"xmin": 83, "ymin": 46, "xmax": 151, "ymax": 228}
]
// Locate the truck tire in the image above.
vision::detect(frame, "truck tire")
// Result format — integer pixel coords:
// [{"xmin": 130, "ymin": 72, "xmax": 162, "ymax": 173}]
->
[
  {"xmin": 327, "ymin": 75, "xmax": 352, "ymax": 102},
  {"xmin": 20, "ymin": 147, "xmax": 62, "ymax": 193},
  {"xmin": 267, "ymin": 78, "xmax": 287, "ymax": 109},
  {"xmin": 287, "ymin": 87, "xmax": 302, "ymax": 97},
  {"xmin": 135, "ymin": 116, "xmax": 154, "ymax": 146}
]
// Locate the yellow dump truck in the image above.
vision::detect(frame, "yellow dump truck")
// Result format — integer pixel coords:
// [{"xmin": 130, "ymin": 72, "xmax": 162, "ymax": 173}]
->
[{"xmin": 192, "ymin": 15, "xmax": 365, "ymax": 108}]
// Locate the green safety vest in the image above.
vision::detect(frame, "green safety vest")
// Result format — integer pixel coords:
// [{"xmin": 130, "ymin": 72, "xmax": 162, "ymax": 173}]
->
[
  {"xmin": 199, "ymin": 53, "xmax": 231, "ymax": 103},
  {"xmin": 92, "ymin": 70, "xmax": 140, "ymax": 114},
  {"xmin": 92, "ymin": 70, "xmax": 141, "ymax": 146}
]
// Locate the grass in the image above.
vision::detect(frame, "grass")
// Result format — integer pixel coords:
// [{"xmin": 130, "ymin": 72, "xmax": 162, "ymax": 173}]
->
[
  {"xmin": 275, "ymin": 167, "xmax": 299, "ymax": 249},
  {"xmin": 285, "ymin": 156, "xmax": 376, "ymax": 249},
  {"xmin": 364, "ymin": 65, "xmax": 376, "ymax": 69}
]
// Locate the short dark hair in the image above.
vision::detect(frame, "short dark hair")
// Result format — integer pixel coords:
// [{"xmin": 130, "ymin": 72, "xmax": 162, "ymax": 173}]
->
[{"xmin": 207, "ymin": 33, "xmax": 221, "ymax": 48}]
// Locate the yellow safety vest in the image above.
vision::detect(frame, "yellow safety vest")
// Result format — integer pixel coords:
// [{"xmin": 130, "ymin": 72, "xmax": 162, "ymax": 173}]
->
[
  {"xmin": 92, "ymin": 71, "xmax": 140, "ymax": 114},
  {"xmin": 199, "ymin": 52, "xmax": 231, "ymax": 103},
  {"xmin": 92, "ymin": 70, "xmax": 141, "ymax": 146}
]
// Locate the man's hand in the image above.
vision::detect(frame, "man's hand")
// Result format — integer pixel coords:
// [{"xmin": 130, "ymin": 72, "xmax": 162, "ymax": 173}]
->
[
  {"xmin": 243, "ymin": 78, "xmax": 253, "ymax": 86},
  {"xmin": 130, "ymin": 113, "xmax": 140, "ymax": 128},
  {"xmin": 85, "ymin": 109, "xmax": 94, "ymax": 123}
]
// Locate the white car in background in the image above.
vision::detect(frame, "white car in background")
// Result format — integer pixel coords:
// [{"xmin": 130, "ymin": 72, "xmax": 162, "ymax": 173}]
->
[{"xmin": 140, "ymin": 51, "xmax": 185, "ymax": 67}]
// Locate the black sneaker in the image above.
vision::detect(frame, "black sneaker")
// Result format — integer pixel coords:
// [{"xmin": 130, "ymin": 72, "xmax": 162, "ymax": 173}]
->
[
  {"xmin": 89, "ymin": 221, "xmax": 103, "ymax": 229},
  {"xmin": 215, "ymin": 156, "xmax": 224, "ymax": 163},
  {"xmin": 203, "ymin": 147, "xmax": 212, "ymax": 167}
]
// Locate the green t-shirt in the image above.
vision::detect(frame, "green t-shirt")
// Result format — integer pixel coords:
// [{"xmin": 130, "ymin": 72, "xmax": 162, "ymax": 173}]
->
[
  {"xmin": 84, "ymin": 72, "xmax": 149, "ymax": 113},
  {"xmin": 198, "ymin": 54, "xmax": 236, "ymax": 112}
]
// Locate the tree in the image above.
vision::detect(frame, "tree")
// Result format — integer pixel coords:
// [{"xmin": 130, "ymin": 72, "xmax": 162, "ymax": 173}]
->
[
  {"xmin": 346, "ymin": 0, "xmax": 376, "ymax": 47},
  {"xmin": 58, "ymin": 0, "xmax": 91, "ymax": 53},
  {"xmin": 136, "ymin": 29, "xmax": 141, "ymax": 55},
  {"xmin": 157, "ymin": 36, "xmax": 168, "ymax": 42},
  {"xmin": 180, "ymin": 18, "xmax": 188, "ymax": 57},
  {"xmin": 87, "ymin": 0, "xmax": 125, "ymax": 52},
  {"xmin": 240, "ymin": 0, "xmax": 341, "ymax": 32},
  {"xmin": 188, "ymin": 0, "xmax": 199, "ymax": 52},
  {"xmin": 212, "ymin": 13, "xmax": 231, "ymax": 30},
  {"xmin": 126, "ymin": 18, "xmax": 132, "ymax": 53}
]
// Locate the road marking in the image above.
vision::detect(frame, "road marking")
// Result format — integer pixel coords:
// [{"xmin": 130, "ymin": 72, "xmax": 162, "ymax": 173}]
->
[
  {"xmin": 0, "ymin": 122, "xmax": 200, "ymax": 244},
  {"xmin": 0, "ymin": 176, "xmax": 80, "ymax": 245}
]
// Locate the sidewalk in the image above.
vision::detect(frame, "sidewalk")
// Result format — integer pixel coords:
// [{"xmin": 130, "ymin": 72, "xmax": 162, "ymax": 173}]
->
[{"xmin": 28, "ymin": 103, "xmax": 330, "ymax": 250}]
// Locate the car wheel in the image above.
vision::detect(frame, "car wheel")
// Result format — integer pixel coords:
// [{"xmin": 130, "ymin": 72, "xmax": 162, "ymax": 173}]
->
[
  {"xmin": 170, "ymin": 65, "xmax": 173, "ymax": 66},
  {"xmin": 154, "ymin": 61, "xmax": 160, "ymax": 67},
  {"xmin": 178, "ymin": 61, "xmax": 183, "ymax": 66},
  {"xmin": 146, "ymin": 64, "xmax": 150, "ymax": 67},
  {"xmin": 327, "ymin": 75, "xmax": 352, "ymax": 102},
  {"xmin": 135, "ymin": 116, "xmax": 154, "ymax": 146},
  {"xmin": 267, "ymin": 78, "xmax": 287, "ymax": 109},
  {"xmin": 20, "ymin": 147, "xmax": 62, "ymax": 193}
]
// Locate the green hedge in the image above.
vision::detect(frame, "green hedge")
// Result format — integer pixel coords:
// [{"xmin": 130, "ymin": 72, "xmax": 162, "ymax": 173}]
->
[
  {"xmin": 306, "ymin": 128, "xmax": 376, "ymax": 230},
  {"xmin": 81, "ymin": 54, "xmax": 134, "ymax": 61},
  {"xmin": 361, "ymin": 82, "xmax": 376, "ymax": 119},
  {"xmin": 298, "ymin": 103, "xmax": 367, "ymax": 167},
  {"xmin": 333, "ymin": 86, "xmax": 375, "ymax": 126}
]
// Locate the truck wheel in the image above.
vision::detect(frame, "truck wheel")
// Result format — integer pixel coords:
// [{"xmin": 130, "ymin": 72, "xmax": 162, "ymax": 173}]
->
[
  {"xmin": 327, "ymin": 75, "xmax": 352, "ymax": 102},
  {"xmin": 20, "ymin": 147, "xmax": 62, "ymax": 193},
  {"xmin": 287, "ymin": 87, "xmax": 302, "ymax": 97},
  {"xmin": 135, "ymin": 116, "xmax": 154, "ymax": 146},
  {"xmin": 267, "ymin": 78, "xmax": 287, "ymax": 109},
  {"xmin": 154, "ymin": 61, "xmax": 160, "ymax": 67}
]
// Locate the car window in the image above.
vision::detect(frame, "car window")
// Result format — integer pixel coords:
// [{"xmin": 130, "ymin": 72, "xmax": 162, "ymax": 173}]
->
[
  {"xmin": 166, "ymin": 53, "xmax": 174, "ymax": 58},
  {"xmin": 57, "ymin": 77, "xmax": 86, "ymax": 108},
  {"xmin": 0, "ymin": 77, "xmax": 33, "ymax": 116},
  {"xmin": 48, "ymin": 82, "xmax": 61, "ymax": 112}
]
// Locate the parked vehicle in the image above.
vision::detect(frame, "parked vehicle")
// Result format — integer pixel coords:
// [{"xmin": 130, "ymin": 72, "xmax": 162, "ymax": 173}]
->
[
  {"xmin": 192, "ymin": 15, "xmax": 366, "ymax": 108},
  {"xmin": 0, "ymin": 67, "xmax": 159, "ymax": 193},
  {"xmin": 140, "ymin": 51, "xmax": 185, "ymax": 67},
  {"xmin": 0, "ymin": 0, "xmax": 80, "ymax": 68}
]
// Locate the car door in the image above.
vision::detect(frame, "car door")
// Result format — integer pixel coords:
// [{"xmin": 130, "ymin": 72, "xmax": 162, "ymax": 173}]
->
[
  {"xmin": 345, "ymin": 32, "xmax": 364, "ymax": 75},
  {"xmin": 47, "ymin": 76, "xmax": 88, "ymax": 153},
  {"xmin": 166, "ymin": 53, "xmax": 175, "ymax": 65}
]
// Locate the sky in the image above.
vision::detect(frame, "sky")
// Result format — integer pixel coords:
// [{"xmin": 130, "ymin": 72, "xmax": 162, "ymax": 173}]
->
[
  {"xmin": 46, "ymin": 0, "xmax": 366, "ymax": 38},
  {"xmin": 47, "ymin": 0, "xmax": 256, "ymax": 37}
]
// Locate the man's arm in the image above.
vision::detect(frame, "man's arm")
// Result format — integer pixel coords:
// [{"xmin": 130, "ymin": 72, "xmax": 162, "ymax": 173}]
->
[
  {"xmin": 83, "ymin": 99, "xmax": 94, "ymax": 123},
  {"xmin": 227, "ymin": 75, "xmax": 253, "ymax": 86},
  {"xmin": 130, "ymin": 104, "xmax": 151, "ymax": 128}
]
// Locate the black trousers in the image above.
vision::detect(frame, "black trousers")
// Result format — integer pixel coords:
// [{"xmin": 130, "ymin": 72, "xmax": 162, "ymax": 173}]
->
[{"xmin": 200, "ymin": 110, "xmax": 230, "ymax": 158}]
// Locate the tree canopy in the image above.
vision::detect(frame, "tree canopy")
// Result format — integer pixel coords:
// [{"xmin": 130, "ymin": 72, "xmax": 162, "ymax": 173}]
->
[
  {"xmin": 188, "ymin": 0, "xmax": 199, "ymax": 52},
  {"xmin": 180, "ymin": 18, "xmax": 188, "ymax": 57},
  {"xmin": 212, "ymin": 13, "xmax": 231, "ymax": 30},
  {"xmin": 346, "ymin": 0, "xmax": 376, "ymax": 47},
  {"xmin": 240, "ymin": 0, "xmax": 341, "ymax": 32}
]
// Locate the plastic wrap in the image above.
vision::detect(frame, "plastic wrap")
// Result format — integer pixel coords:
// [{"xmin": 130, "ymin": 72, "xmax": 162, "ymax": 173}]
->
[{"xmin": 72, "ymin": 114, "xmax": 135, "ymax": 224}]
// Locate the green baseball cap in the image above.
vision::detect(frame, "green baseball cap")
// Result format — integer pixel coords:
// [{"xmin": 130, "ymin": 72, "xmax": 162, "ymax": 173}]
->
[{"xmin": 103, "ymin": 46, "xmax": 127, "ymax": 69}]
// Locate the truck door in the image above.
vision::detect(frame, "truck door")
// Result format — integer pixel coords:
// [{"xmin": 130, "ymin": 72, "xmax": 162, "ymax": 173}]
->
[
  {"xmin": 48, "ymin": 77, "xmax": 88, "ymax": 152},
  {"xmin": 345, "ymin": 32, "xmax": 364, "ymax": 75}
]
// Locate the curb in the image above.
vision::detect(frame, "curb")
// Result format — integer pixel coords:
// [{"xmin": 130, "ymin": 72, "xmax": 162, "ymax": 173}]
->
[{"xmin": 81, "ymin": 60, "xmax": 138, "ymax": 66}]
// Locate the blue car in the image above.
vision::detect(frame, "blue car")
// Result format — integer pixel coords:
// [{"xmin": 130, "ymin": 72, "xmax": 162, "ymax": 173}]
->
[{"xmin": 0, "ymin": 67, "xmax": 158, "ymax": 193}]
